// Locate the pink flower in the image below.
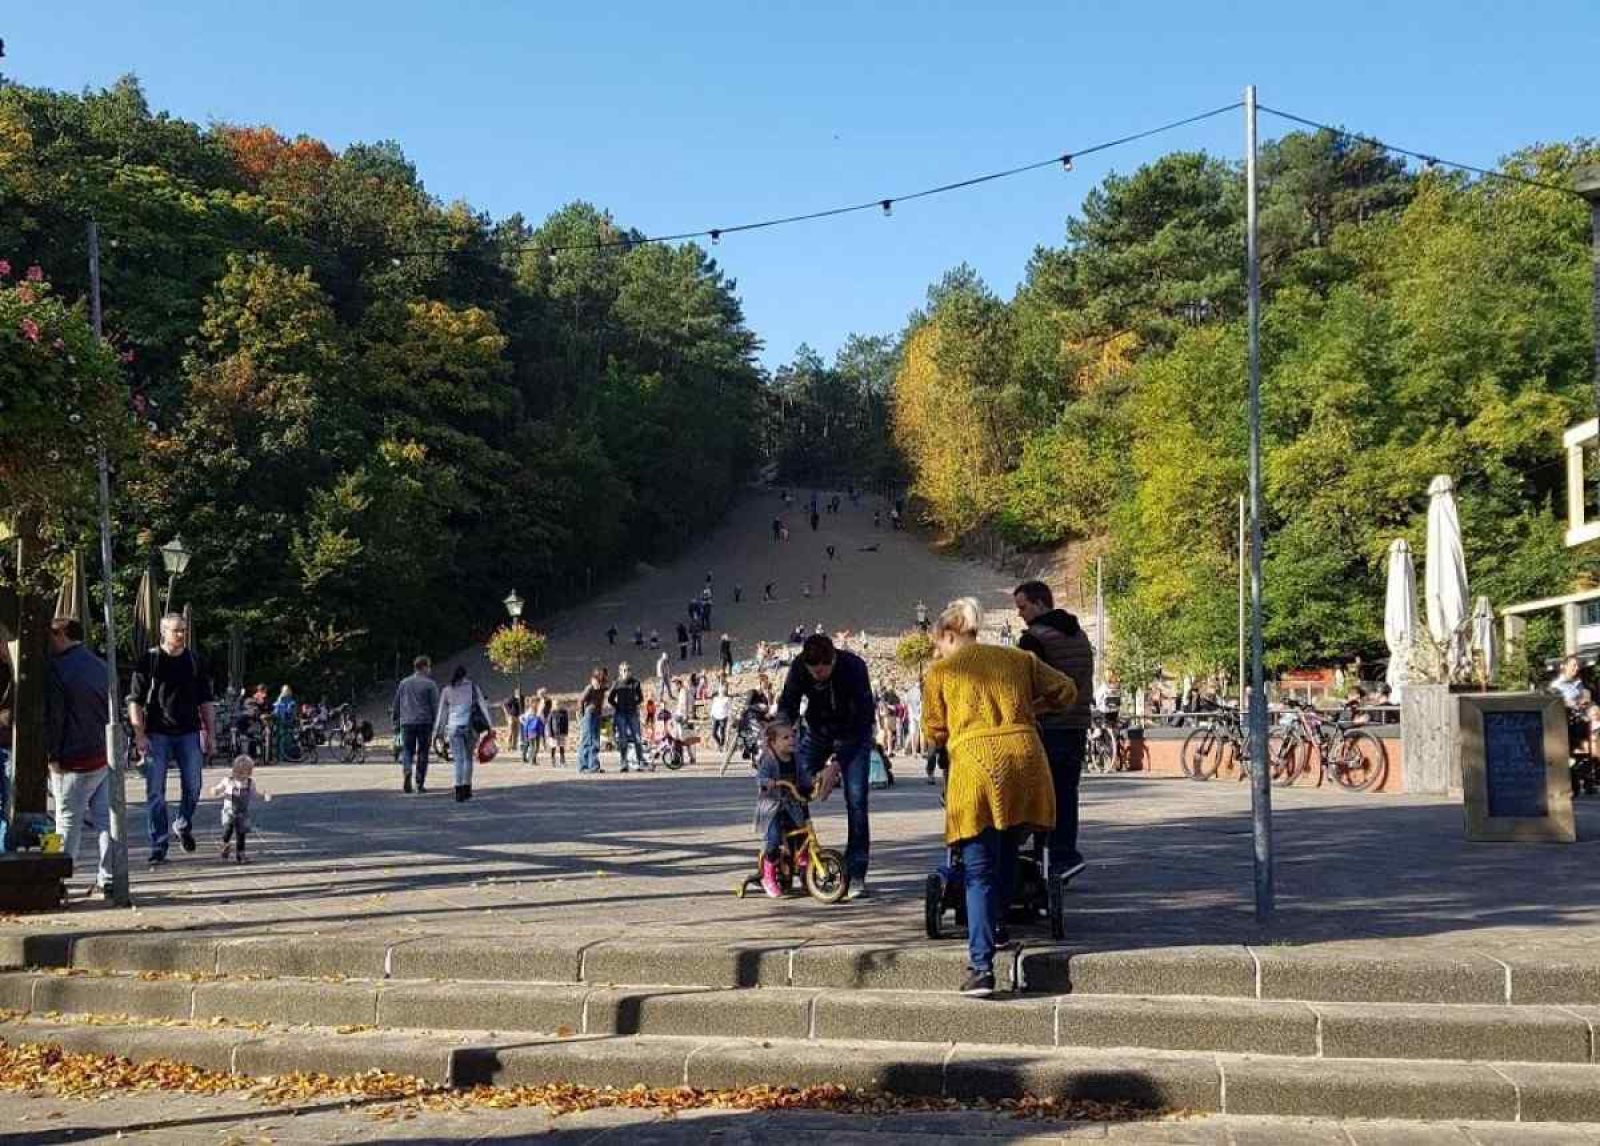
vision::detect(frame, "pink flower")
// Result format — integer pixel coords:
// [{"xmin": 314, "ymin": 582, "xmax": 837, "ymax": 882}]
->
[
  {"xmin": 0, "ymin": 260, "xmax": 10, "ymax": 278},
  {"xmin": 24, "ymin": 265, "xmax": 43, "ymax": 283},
  {"xmin": 19, "ymin": 318, "xmax": 41, "ymax": 343},
  {"xmin": 120, "ymin": 349, "xmax": 136, "ymax": 363},
  {"xmin": 52, "ymin": 338, "xmax": 65, "ymax": 351}
]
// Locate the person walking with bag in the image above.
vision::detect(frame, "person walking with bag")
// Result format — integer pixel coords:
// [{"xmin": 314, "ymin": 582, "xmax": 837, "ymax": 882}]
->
[
  {"xmin": 922, "ymin": 597, "xmax": 1076, "ymax": 996},
  {"xmin": 432, "ymin": 665, "xmax": 493, "ymax": 802}
]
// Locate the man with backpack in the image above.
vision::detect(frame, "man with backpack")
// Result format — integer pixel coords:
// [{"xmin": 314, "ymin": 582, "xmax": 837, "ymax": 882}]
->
[
  {"xmin": 127, "ymin": 614, "xmax": 215, "ymax": 867},
  {"xmin": 608, "ymin": 663, "xmax": 647, "ymax": 772}
]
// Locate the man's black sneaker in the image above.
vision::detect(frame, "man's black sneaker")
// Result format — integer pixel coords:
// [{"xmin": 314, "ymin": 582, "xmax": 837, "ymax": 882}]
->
[
  {"xmin": 960, "ymin": 970, "xmax": 996, "ymax": 998},
  {"xmin": 179, "ymin": 827, "xmax": 196, "ymax": 854},
  {"xmin": 403, "ymin": 775, "xmax": 413, "ymax": 794}
]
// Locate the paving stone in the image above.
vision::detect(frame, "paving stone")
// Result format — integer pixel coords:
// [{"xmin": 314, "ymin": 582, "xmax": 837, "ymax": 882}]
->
[
  {"xmin": 1050, "ymin": 947, "xmax": 1257, "ymax": 999},
  {"xmin": 453, "ymin": 1033, "xmax": 698, "ymax": 1088},
  {"xmin": 1458, "ymin": 1120, "xmax": 1598, "ymax": 1144},
  {"xmin": 1315, "ymin": 1001, "xmax": 1590, "ymax": 1063},
  {"xmin": 813, "ymin": 989, "xmax": 1054, "ymax": 1047},
  {"xmin": 192, "ymin": 977, "xmax": 380, "ymax": 1028},
  {"xmin": 215, "ymin": 934, "xmax": 394, "ymax": 979},
  {"xmin": 387, "ymin": 935, "xmax": 590, "ymax": 984},
  {"xmin": 0, "ymin": 931, "xmax": 73, "ymax": 969},
  {"xmin": 1219, "ymin": 1057, "xmax": 1515, "ymax": 1121},
  {"xmin": 790, "ymin": 941, "xmax": 1014, "ymax": 992},
  {"xmin": 944, "ymin": 1046, "xmax": 1221, "ymax": 1111},
  {"xmin": 689, "ymin": 1036, "xmax": 947, "ymax": 1095},
  {"xmin": 377, "ymin": 981, "xmax": 586, "ymax": 1034},
  {"xmin": 6, "ymin": 1016, "xmax": 249, "ymax": 1074},
  {"xmin": 1342, "ymin": 1122, "xmax": 1476, "ymax": 1144},
  {"xmin": 1056, "ymin": 994, "xmax": 1315, "ymax": 1056},
  {"xmin": 582, "ymin": 938, "xmax": 794, "ymax": 987},
  {"xmin": 1255, "ymin": 948, "xmax": 1505, "ymax": 1005},
  {"xmin": 233, "ymin": 1028, "xmax": 460, "ymax": 1084},
  {"xmin": 31, "ymin": 973, "xmax": 194, "ymax": 1021},
  {"xmin": 1497, "ymin": 1061, "xmax": 1600, "ymax": 1124},
  {"xmin": 585, "ymin": 985, "xmax": 813, "ymax": 1039},
  {"xmin": 71, "ymin": 932, "xmax": 220, "ymax": 974},
  {"xmin": 1504, "ymin": 957, "xmax": 1600, "ymax": 1005},
  {"xmin": 1227, "ymin": 1116, "xmax": 1356, "ymax": 1144},
  {"xmin": 0, "ymin": 971, "xmax": 38, "ymax": 1011}
]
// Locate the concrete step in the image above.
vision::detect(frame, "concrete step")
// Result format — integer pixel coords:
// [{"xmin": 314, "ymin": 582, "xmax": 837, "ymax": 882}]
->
[
  {"xmin": 10, "ymin": 929, "xmax": 1600, "ymax": 1005},
  {"xmin": 5, "ymin": 1010, "xmax": 1600, "ymax": 1124},
  {"xmin": 4, "ymin": 967, "xmax": 1598, "ymax": 1067}
]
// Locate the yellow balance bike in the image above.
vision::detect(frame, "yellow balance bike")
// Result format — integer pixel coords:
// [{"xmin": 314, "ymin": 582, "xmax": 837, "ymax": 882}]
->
[{"xmin": 735, "ymin": 781, "xmax": 848, "ymax": 903}]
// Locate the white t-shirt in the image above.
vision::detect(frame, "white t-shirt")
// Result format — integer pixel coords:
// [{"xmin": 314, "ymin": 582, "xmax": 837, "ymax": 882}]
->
[{"xmin": 709, "ymin": 694, "xmax": 730, "ymax": 720}]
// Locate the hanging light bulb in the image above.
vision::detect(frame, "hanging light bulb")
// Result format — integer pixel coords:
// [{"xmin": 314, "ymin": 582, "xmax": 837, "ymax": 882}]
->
[
  {"xmin": 881, "ymin": 199, "xmax": 893, "ymax": 217},
  {"xmin": 710, "ymin": 229, "xmax": 721, "ymax": 245},
  {"xmin": 1061, "ymin": 154, "xmax": 1074, "ymax": 172}
]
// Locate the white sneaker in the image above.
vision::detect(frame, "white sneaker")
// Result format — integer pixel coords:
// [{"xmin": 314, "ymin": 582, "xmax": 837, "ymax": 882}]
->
[{"xmin": 844, "ymin": 877, "xmax": 869, "ymax": 901}]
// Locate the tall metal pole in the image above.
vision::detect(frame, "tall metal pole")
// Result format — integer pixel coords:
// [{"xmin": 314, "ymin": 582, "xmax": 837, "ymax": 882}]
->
[
  {"xmin": 88, "ymin": 221, "xmax": 131, "ymax": 907},
  {"xmin": 1095, "ymin": 557, "xmax": 1105, "ymax": 687},
  {"xmin": 1244, "ymin": 86, "xmax": 1273, "ymax": 920},
  {"xmin": 1238, "ymin": 494, "xmax": 1246, "ymax": 705}
]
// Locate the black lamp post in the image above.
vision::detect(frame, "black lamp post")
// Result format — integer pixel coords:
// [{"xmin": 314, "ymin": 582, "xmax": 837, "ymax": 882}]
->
[{"xmin": 503, "ymin": 589, "xmax": 524, "ymax": 624}]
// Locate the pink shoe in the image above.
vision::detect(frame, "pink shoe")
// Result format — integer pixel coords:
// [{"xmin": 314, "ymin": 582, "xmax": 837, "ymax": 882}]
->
[{"xmin": 760, "ymin": 858, "xmax": 782, "ymax": 898}]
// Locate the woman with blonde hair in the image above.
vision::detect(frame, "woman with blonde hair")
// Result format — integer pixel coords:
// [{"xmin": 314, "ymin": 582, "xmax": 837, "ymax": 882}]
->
[{"xmin": 922, "ymin": 597, "xmax": 1076, "ymax": 996}]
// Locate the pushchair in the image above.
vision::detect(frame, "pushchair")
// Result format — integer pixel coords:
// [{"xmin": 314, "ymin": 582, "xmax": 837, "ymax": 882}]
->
[{"xmin": 921, "ymin": 747, "xmax": 1067, "ymax": 941}]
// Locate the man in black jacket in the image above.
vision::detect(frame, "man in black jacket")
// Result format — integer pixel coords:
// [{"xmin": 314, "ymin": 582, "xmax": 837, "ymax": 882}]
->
[
  {"xmin": 45, "ymin": 618, "xmax": 114, "ymax": 898},
  {"xmin": 776, "ymin": 634, "xmax": 876, "ymax": 898},
  {"xmin": 608, "ymin": 663, "xmax": 647, "ymax": 772},
  {"xmin": 1015, "ymin": 581, "xmax": 1094, "ymax": 882}
]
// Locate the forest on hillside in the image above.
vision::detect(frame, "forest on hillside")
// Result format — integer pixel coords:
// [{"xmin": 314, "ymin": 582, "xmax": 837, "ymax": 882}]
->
[
  {"xmin": 1, "ymin": 77, "xmax": 767, "ymax": 693},
  {"xmin": 773, "ymin": 130, "xmax": 1600, "ymax": 682}
]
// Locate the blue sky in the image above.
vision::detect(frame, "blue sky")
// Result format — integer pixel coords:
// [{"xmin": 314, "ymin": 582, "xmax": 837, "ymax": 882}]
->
[{"xmin": 6, "ymin": 2, "xmax": 1596, "ymax": 369}]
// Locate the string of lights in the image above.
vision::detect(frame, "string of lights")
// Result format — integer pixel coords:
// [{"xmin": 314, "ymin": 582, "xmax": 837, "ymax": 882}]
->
[
  {"xmin": 1257, "ymin": 105, "xmax": 1586, "ymax": 199},
  {"xmin": 388, "ymin": 101, "xmax": 1244, "ymax": 262}
]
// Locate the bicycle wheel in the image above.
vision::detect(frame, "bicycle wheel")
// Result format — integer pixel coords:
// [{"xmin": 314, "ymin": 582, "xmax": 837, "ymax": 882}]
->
[
  {"xmin": 1180, "ymin": 728, "xmax": 1219, "ymax": 780},
  {"xmin": 342, "ymin": 739, "xmax": 366, "ymax": 764},
  {"xmin": 1332, "ymin": 730, "xmax": 1387, "ymax": 792},
  {"xmin": 1266, "ymin": 730, "xmax": 1303, "ymax": 786},
  {"xmin": 1085, "ymin": 729, "xmax": 1111, "ymax": 774},
  {"xmin": 805, "ymin": 848, "xmax": 848, "ymax": 904}
]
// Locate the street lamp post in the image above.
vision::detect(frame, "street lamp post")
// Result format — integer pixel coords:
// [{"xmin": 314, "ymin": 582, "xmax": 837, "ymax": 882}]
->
[
  {"xmin": 160, "ymin": 535, "xmax": 191, "ymax": 614},
  {"xmin": 503, "ymin": 589, "xmax": 524, "ymax": 625}
]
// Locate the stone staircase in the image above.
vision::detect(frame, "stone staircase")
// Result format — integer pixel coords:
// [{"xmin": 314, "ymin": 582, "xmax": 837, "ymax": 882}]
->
[{"xmin": 4, "ymin": 930, "xmax": 1600, "ymax": 1125}]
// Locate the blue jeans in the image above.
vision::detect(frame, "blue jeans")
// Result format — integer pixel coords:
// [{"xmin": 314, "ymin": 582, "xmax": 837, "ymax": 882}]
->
[
  {"xmin": 577, "ymin": 711, "xmax": 602, "ymax": 772},
  {"xmin": 764, "ymin": 808, "xmax": 803, "ymax": 858},
  {"xmin": 613, "ymin": 710, "xmax": 645, "ymax": 769},
  {"xmin": 960, "ymin": 827, "xmax": 1019, "ymax": 974},
  {"xmin": 1038, "ymin": 727, "xmax": 1086, "ymax": 870},
  {"xmin": 400, "ymin": 723, "xmax": 431, "ymax": 785},
  {"xmin": 797, "ymin": 729, "xmax": 872, "ymax": 881},
  {"xmin": 144, "ymin": 731, "xmax": 204, "ymax": 859},
  {"xmin": 449, "ymin": 727, "xmax": 475, "ymax": 786}
]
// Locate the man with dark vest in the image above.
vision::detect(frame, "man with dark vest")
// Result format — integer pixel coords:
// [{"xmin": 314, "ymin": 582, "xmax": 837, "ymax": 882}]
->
[{"xmin": 1014, "ymin": 580, "xmax": 1093, "ymax": 884}]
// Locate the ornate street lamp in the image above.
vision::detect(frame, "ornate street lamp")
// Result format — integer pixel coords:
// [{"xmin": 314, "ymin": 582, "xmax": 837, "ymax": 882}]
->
[
  {"xmin": 503, "ymin": 589, "xmax": 524, "ymax": 623},
  {"xmin": 160, "ymin": 535, "xmax": 192, "ymax": 613}
]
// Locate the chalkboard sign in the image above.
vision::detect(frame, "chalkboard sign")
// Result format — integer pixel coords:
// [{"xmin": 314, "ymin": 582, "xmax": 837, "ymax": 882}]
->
[{"xmin": 1482, "ymin": 709, "xmax": 1548, "ymax": 819}]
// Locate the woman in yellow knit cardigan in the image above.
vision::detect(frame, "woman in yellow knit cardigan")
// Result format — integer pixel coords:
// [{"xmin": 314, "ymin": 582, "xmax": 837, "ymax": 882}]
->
[{"xmin": 921, "ymin": 597, "xmax": 1077, "ymax": 995}]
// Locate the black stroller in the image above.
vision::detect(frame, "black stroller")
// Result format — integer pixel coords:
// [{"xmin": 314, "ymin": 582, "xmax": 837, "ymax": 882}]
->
[{"xmin": 922, "ymin": 747, "xmax": 1068, "ymax": 941}]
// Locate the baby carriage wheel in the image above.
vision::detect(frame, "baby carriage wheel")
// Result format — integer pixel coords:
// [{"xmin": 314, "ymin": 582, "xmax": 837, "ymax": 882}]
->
[
  {"xmin": 805, "ymin": 847, "xmax": 847, "ymax": 904},
  {"xmin": 1047, "ymin": 873, "xmax": 1067, "ymax": 940},
  {"xmin": 924, "ymin": 874, "xmax": 946, "ymax": 939}
]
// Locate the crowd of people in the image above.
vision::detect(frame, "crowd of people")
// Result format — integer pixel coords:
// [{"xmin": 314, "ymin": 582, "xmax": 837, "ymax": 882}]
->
[{"xmin": 35, "ymin": 485, "xmax": 1110, "ymax": 999}]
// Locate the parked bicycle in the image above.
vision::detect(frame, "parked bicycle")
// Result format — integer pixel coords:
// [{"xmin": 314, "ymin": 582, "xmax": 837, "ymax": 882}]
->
[
  {"xmin": 1085, "ymin": 707, "xmax": 1131, "ymax": 774},
  {"xmin": 325, "ymin": 703, "xmax": 373, "ymax": 764},
  {"xmin": 1267, "ymin": 699, "xmax": 1388, "ymax": 791}
]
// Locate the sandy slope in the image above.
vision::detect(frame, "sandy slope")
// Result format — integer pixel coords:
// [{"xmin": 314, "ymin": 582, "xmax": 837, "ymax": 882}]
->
[{"xmin": 382, "ymin": 488, "xmax": 1099, "ymax": 711}]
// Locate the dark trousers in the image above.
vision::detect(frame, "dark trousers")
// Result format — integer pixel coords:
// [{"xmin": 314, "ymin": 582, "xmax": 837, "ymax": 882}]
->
[
  {"xmin": 1037, "ymin": 727, "xmax": 1086, "ymax": 870},
  {"xmin": 797, "ymin": 728, "xmax": 872, "ymax": 881},
  {"xmin": 400, "ymin": 723, "xmax": 432, "ymax": 786},
  {"xmin": 221, "ymin": 819, "xmax": 248, "ymax": 855}
]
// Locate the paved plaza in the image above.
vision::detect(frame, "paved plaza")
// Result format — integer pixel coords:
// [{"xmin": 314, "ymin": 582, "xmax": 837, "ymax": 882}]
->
[{"xmin": 18, "ymin": 757, "xmax": 1600, "ymax": 963}]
